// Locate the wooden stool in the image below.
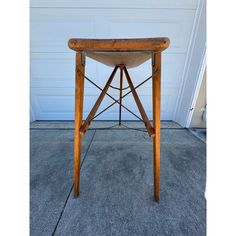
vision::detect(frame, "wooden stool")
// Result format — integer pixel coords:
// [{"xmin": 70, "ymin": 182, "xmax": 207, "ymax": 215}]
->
[{"xmin": 68, "ymin": 38, "xmax": 170, "ymax": 202}]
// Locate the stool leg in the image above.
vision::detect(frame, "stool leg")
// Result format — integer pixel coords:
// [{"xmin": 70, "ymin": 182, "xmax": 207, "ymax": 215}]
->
[
  {"xmin": 74, "ymin": 52, "xmax": 85, "ymax": 198},
  {"xmin": 152, "ymin": 52, "xmax": 161, "ymax": 202},
  {"xmin": 119, "ymin": 65, "xmax": 124, "ymax": 126}
]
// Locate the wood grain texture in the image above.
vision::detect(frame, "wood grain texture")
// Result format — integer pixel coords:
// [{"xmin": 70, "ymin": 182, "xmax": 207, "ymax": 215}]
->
[
  {"xmin": 152, "ymin": 52, "xmax": 161, "ymax": 201},
  {"xmin": 69, "ymin": 38, "xmax": 169, "ymax": 202},
  {"xmin": 74, "ymin": 52, "xmax": 85, "ymax": 197},
  {"xmin": 119, "ymin": 65, "xmax": 124, "ymax": 125},
  {"xmin": 68, "ymin": 37, "xmax": 170, "ymax": 52}
]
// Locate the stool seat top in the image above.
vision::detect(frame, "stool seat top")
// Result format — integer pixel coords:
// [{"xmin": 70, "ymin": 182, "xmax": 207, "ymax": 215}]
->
[{"xmin": 68, "ymin": 37, "xmax": 170, "ymax": 68}]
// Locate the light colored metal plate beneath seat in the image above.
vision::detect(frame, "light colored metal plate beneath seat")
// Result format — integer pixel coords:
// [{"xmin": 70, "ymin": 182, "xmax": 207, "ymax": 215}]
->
[{"xmin": 85, "ymin": 51, "xmax": 152, "ymax": 68}]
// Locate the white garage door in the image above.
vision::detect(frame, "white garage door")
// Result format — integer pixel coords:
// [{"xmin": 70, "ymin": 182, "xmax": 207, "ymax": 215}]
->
[{"xmin": 30, "ymin": 0, "xmax": 199, "ymax": 121}]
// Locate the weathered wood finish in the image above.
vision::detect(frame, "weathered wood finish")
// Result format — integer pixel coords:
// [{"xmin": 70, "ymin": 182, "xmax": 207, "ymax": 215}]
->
[
  {"xmin": 69, "ymin": 38, "xmax": 169, "ymax": 202},
  {"xmin": 152, "ymin": 52, "xmax": 161, "ymax": 202},
  {"xmin": 74, "ymin": 52, "xmax": 85, "ymax": 197},
  {"xmin": 119, "ymin": 65, "xmax": 124, "ymax": 125},
  {"xmin": 68, "ymin": 37, "xmax": 170, "ymax": 52}
]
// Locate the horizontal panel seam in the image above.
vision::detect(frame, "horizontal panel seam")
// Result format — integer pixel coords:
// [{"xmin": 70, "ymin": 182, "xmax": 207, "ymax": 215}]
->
[{"xmin": 30, "ymin": 7, "xmax": 197, "ymax": 10}]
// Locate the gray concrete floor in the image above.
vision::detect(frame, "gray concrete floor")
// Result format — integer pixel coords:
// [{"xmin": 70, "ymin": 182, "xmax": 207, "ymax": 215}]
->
[
  {"xmin": 30, "ymin": 121, "xmax": 206, "ymax": 236},
  {"xmin": 189, "ymin": 128, "xmax": 206, "ymax": 143}
]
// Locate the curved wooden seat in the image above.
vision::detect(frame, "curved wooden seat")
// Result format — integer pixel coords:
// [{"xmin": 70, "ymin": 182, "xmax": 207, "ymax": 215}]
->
[{"xmin": 68, "ymin": 37, "xmax": 170, "ymax": 68}]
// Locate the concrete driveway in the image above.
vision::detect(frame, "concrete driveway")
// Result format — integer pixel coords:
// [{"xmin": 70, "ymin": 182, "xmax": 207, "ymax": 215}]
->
[{"xmin": 30, "ymin": 121, "xmax": 206, "ymax": 236}]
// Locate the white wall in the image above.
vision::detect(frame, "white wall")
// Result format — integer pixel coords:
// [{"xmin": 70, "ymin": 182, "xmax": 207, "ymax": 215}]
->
[
  {"xmin": 174, "ymin": 0, "xmax": 206, "ymax": 126},
  {"xmin": 190, "ymin": 69, "xmax": 206, "ymax": 128},
  {"xmin": 30, "ymin": 0, "xmax": 205, "ymax": 123}
]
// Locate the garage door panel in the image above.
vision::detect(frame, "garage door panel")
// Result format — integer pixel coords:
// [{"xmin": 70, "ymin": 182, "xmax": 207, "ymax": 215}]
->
[
  {"xmin": 31, "ymin": 86, "xmax": 176, "ymax": 120},
  {"xmin": 30, "ymin": 53, "xmax": 185, "ymax": 88},
  {"xmin": 30, "ymin": 0, "xmax": 198, "ymax": 9},
  {"xmin": 31, "ymin": 19, "xmax": 95, "ymax": 53},
  {"xmin": 31, "ymin": 8, "xmax": 195, "ymax": 54},
  {"xmin": 31, "ymin": 51, "xmax": 184, "ymax": 120},
  {"xmin": 30, "ymin": 1, "xmax": 198, "ymax": 120},
  {"xmin": 30, "ymin": 53, "xmax": 99, "ymax": 88},
  {"xmin": 107, "ymin": 12, "xmax": 195, "ymax": 54},
  {"xmin": 30, "ymin": 53, "xmax": 75, "ymax": 83}
]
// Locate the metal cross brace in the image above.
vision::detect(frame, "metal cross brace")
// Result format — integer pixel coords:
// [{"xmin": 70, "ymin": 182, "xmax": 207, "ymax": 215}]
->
[{"xmin": 77, "ymin": 66, "xmax": 159, "ymax": 137}]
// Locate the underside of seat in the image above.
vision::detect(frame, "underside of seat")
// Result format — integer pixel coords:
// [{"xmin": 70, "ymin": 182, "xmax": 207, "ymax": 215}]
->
[{"xmin": 85, "ymin": 51, "xmax": 152, "ymax": 68}]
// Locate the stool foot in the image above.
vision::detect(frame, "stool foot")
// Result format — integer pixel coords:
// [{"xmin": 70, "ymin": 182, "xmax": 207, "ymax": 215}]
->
[
  {"xmin": 74, "ymin": 188, "xmax": 79, "ymax": 198},
  {"xmin": 154, "ymin": 193, "xmax": 160, "ymax": 202}
]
